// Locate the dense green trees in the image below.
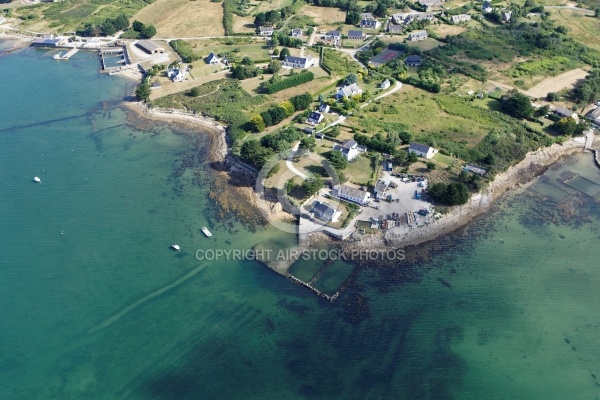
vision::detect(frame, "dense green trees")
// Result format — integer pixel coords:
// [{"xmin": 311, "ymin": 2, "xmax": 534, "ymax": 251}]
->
[
  {"xmin": 501, "ymin": 90, "xmax": 534, "ymax": 119},
  {"xmin": 135, "ymin": 82, "xmax": 151, "ymax": 102},
  {"xmin": 428, "ymin": 182, "xmax": 470, "ymax": 205},
  {"xmin": 170, "ymin": 40, "xmax": 200, "ymax": 63},
  {"xmin": 573, "ymin": 69, "xmax": 600, "ymax": 104},
  {"xmin": 326, "ymin": 150, "xmax": 348, "ymax": 170},
  {"xmin": 267, "ymin": 60, "xmax": 282, "ymax": 74},
  {"xmin": 232, "ymin": 64, "xmax": 259, "ymax": 80},
  {"xmin": 345, "ymin": 11, "xmax": 360, "ymax": 25},
  {"xmin": 240, "ymin": 140, "xmax": 274, "ymax": 168},
  {"xmin": 300, "ymin": 136, "xmax": 316, "ymax": 151},
  {"xmin": 262, "ymin": 71, "xmax": 314, "ymax": 94},
  {"xmin": 290, "ymin": 93, "xmax": 313, "ymax": 110}
]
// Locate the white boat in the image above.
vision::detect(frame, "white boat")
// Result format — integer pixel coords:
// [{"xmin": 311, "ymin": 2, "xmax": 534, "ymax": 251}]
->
[
  {"xmin": 53, "ymin": 52, "xmax": 66, "ymax": 60},
  {"xmin": 201, "ymin": 227, "xmax": 213, "ymax": 238},
  {"xmin": 33, "ymin": 177, "xmax": 41, "ymax": 183},
  {"xmin": 171, "ymin": 244, "xmax": 180, "ymax": 251}
]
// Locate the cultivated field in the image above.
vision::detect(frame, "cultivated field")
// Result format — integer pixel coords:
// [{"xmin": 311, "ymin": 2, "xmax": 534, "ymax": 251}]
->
[
  {"xmin": 132, "ymin": 0, "xmax": 225, "ymax": 38},
  {"xmin": 550, "ymin": 9, "xmax": 600, "ymax": 51},
  {"xmin": 523, "ymin": 68, "xmax": 589, "ymax": 98},
  {"xmin": 297, "ymin": 5, "xmax": 346, "ymax": 25},
  {"xmin": 187, "ymin": 37, "xmax": 272, "ymax": 62},
  {"xmin": 428, "ymin": 24, "xmax": 467, "ymax": 38}
]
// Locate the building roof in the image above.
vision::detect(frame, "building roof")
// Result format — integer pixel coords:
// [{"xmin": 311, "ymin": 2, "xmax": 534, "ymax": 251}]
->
[
  {"xmin": 375, "ymin": 180, "xmax": 388, "ymax": 192},
  {"xmin": 284, "ymin": 55, "xmax": 309, "ymax": 65},
  {"xmin": 483, "ymin": 0, "xmax": 492, "ymax": 7},
  {"xmin": 291, "ymin": 28, "xmax": 302, "ymax": 34},
  {"xmin": 207, "ymin": 52, "xmax": 219, "ymax": 61},
  {"xmin": 388, "ymin": 24, "xmax": 403, "ymax": 31},
  {"xmin": 410, "ymin": 142, "xmax": 435, "ymax": 153},
  {"xmin": 341, "ymin": 139, "xmax": 357, "ymax": 149},
  {"xmin": 554, "ymin": 107, "xmax": 574, "ymax": 117},
  {"xmin": 409, "ymin": 30, "xmax": 428, "ymax": 38},
  {"xmin": 339, "ymin": 185, "xmax": 370, "ymax": 200},
  {"xmin": 327, "ymin": 30, "xmax": 341, "ymax": 37},
  {"xmin": 312, "ymin": 201, "xmax": 339, "ymax": 221},
  {"xmin": 348, "ymin": 30, "xmax": 364, "ymax": 37},
  {"xmin": 136, "ymin": 40, "xmax": 163, "ymax": 53},
  {"xmin": 381, "ymin": 79, "xmax": 390, "ymax": 86},
  {"xmin": 587, "ymin": 106, "xmax": 600, "ymax": 120},
  {"xmin": 406, "ymin": 55, "xmax": 422, "ymax": 63},
  {"xmin": 338, "ymin": 83, "xmax": 362, "ymax": 97},
  {"xmin": 308, "ymin": 111, "xmax": 323, "ymax": 121},
  {"xmin": 360, "ymin": 12, "xmax": 375, "ymax": 19}
]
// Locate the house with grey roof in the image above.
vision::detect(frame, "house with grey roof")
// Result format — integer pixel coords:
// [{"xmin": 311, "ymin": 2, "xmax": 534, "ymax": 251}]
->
[
  {"xmin": 553, "ymin": 107, "xmax": 578, "ymax": 120},
  {"xmin": 325, "ymin": 30, "xmax": 341, "ymax": 41},
  {"xmin": 259, "ymin": 26, "xmax": 274, "ymax": 36},
  {"xmin": 348, "ymin": 30, "xmax": 366, "ymax": 40},
  {"xmin": 501, "ymin": 11, "xmax": 512, "ymax": 22},
  {"xmin": 408, "ymin": 30, "xmax": 428, "ymax": 41},
  {"xmin": 418, "ymin": 0, "xmax": 442, "ymax": 10},
  {"xmin": 206, "ymin": 52, "xmax": 220, "ymax": 64},
  {"xmin": 380, "ymin": 79, "xmax": 391, "ymax": 89},
  {"xmin": 388, "ymin": 24, "xmax": 403, "ymax": 34},
  {"xmin": 282, "ymin": 54, "xmax": 313, "ymax": 69},
  {"xmin": 291, "ymin": 28, "xmax": 302, "ymax": 37},
  {"xmin": 374, "ymin": 180, "xmax": 390, "ymax": 199},
  {"xmin": 587, "ymin": 106, "xmax": 600, "ymax": 126},
  {"xmin": 311, "ymin": 201, "xmax": 342, "ymax": 222},
  {"xmin": 451, "ymin": 14, "xmax": 471, "ymax": 24},
  {"xmin": 405, "ymin": 55, "xmax": 422, "ymax": 67},
  {"xmin": 482, "ymin": 1, "xmax": 493, "ymax": 13},
  {"xmin": 409, "ymin": 142, "xmax": 437, "ymax": 159},
  {"xmin": 336, "ymin": 83, "xmax": 363, "ymax": 99},
  {"xmin": 360, "ymin": 17, "xmax": 380, "ymax": 29},
  {"xmin": 332, "ymin": 139, "xmax": 367, "ymax": 161},
  {"xmin": 307, "ymin": 111, "xmax": 324, "ymax": 125},
  {"xmin": 337, "ymin": 185, "xmax": 371, "ymax": 205}
]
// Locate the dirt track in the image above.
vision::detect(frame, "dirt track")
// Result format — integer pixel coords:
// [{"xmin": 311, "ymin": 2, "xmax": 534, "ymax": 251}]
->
[{"xmin": 523, "ymin": 68, "xmax": 588, "ymax": 98}]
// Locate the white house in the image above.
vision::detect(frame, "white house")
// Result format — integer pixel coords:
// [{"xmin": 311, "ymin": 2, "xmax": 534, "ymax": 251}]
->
[
  {"xmin": 336, "ymin": 83, "xmax": 362, "ymax": 99},
  {"xmin": 409, "ymin": 142, "xmax": 437, "ymax": 159},
  {"xmin": 167, "ymin": 67, "xmax": 186, "ymax": 82},
  {"xmin": 319, "ymin": 103, "xmax": 330, "ymax": 113},
  {"xmin": 482, "ymin": 1, "xmax": 493, "ymax": 13},
  {"xmin": 380, "ymin": 79, "xmax": 391, "ymax": 90},
  {"xmin": 332, "ymin": 139, "xmax": 366, "ymax": 161},
  {"xmin": 348, "ymin": 30, "xmax": 366, "ymax": 40},
  {"xmin": 291, "ymin": 28, "xmax": 302, "ymax": 37},
  {"xmin": 282, "ymin": 54, "xmax": 313, "ymax": 69},
  {"xmin": 408, "ymin": 30, "xmax": 428, "ymax": 41},
  {"xmin": 307, "ymin": 111, "xmax": 324, "ymax": 125},
  {"xmin": 311, "ymin": 201, "xmax": 342, "ymax": 222},
  {"xmin": 259, "ymin": 26, "xmax": 274, "ymax": 36},
  {"xmin": 337, "ymin": 185, "xmax": 371, "ymax": 205},
  {"xmin": 392, "ymin": 12, "xmax": 435, "ymax": 25},
  {"xmin": 502, "ymin": 11, "xmax": 512, "ymax": 22},
  {"xmin": 325, "ymin": 30, "xmax": 341, "ymax": 42},
  {"xmin": 360, "ymin": 18, "xmax": 380, "ymax": 29},
  {"xmin": 418, "ymin": 0, "xmax": 442, "ymax": 10},
  {"xmin": 206, "ymin": 52, "xmax": 220, "ymax": 64},
  {"xmin": 451, "ymin": 14, "xmax": 471, "ymax": 24}
]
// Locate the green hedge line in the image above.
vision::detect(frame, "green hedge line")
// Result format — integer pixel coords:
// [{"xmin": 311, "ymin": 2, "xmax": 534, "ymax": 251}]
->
[{"xmin": 263, "ymin": 71, "xmax": 314, "ymax": 94}]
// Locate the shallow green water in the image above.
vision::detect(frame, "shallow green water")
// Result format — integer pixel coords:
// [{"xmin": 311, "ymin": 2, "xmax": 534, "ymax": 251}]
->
[{"xmin": 1, "ymin": 45, "xmax": 600, "ymax": 399}]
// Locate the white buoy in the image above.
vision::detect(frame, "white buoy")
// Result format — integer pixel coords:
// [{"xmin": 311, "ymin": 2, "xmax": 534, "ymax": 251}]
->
[{"xmin": 33, "ymin": 177, "xmax": 41, "ymax": 183}]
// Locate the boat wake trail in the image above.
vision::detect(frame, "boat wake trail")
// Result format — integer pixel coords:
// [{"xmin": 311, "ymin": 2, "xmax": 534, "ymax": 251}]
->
[{"xmin": 88, "ymin": 263, "xmax": 207, "ymax": 335}]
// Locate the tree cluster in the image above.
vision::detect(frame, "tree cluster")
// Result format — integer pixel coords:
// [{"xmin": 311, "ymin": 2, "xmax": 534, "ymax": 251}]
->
[
  {"xmin": 80, "ymin": 14, "xmax": 130, "ymax": 37},
  {"xmin": 273, "ymin": 31, "xmax": 303, "ymax": 48},
  {"xmin": 232, "ymin": 58, "xmax": 260, "ymax": 79},
  {"xmin": 262, "ymin": 71, "xmax": 314, "ymax": 94},
  {"xmin": 500, "ymin": 90, "xmax": 534, "ymax": 119},
  {"xmin": 573, "ymin": 69, "xmax": 600, "ymax": 104},
  {"xmin": 427, "ymin": 182, "xmax": 470, "ymax": 205},
  {"xmin": 170, "ymin": 40, "xmax": 200, "ymax": 63},
  {"xmin": 131, "ymin": 20, "xmax": 156, "ymax": 39}
]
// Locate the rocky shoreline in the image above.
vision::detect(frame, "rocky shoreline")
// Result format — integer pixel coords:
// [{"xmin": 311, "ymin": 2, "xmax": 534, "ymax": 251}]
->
[{"xmin": 123, "ymin": 102, "xmax": 594, "ymax": 258}]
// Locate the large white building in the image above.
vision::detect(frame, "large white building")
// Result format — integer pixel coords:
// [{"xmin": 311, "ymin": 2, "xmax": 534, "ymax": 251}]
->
[
  {"xmin": 332, "ymin": 139, "xmax": 366, "ymax": 161},
  {"xmin": 337, "ymin": 185, "xmax": 371, "ymax": 205}
]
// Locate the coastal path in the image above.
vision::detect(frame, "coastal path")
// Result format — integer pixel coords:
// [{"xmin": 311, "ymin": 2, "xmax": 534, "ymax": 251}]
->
[{"xmin": 286, "ymin": 143, "xmax": 309, "ymax": 180}]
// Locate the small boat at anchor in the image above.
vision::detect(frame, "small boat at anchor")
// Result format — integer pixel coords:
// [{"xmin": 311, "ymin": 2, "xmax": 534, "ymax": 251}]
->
[
  {"xmin": 201, "ymin": 227, "xmax": 212, "ymax": 238},
  {"xmin": 53, "ymin": 52, "xmax": 67, "ymax": 60},
  {"xmin": 33, "ymin": 177, "xmax": 41, "ymax": 183},
  {"xmin": 171, "ymin": 244, "xmax": 180, "ymax": 251}
]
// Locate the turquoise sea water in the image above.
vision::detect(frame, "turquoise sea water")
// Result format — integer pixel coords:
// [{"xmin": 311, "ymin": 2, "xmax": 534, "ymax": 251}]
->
[{"xmin": 1, "ymin": 45, "xmax": 600, "ymax": 399}]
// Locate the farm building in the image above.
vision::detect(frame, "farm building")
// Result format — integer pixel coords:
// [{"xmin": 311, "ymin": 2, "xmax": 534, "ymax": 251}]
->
[{"xmin": 136, "ymin": 40, "xmax": 164, "ymax": 54}]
